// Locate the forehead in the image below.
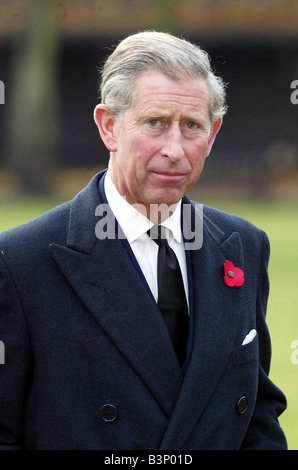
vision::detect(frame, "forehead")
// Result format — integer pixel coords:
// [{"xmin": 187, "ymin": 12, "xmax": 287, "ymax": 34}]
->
[{"xmin": 131, "ymin": 70, "xmax": 210, "ymax": 116}]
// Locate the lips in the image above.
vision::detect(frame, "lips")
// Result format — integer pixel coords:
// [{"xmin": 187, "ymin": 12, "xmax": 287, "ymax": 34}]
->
[{"xmin": 151, "ymin": 171, "xmax": 186, "ymax": 179}]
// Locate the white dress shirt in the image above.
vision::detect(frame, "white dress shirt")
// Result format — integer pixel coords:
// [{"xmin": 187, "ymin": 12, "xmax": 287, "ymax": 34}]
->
[{"xmin": 104, "ymin": 171, "xmax": 189, "ymax": 306}]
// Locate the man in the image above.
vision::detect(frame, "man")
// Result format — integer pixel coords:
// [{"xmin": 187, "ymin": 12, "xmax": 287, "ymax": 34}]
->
[{"xmin": 0, "ymin": 31, "xmax": 287, "ymax": 449}]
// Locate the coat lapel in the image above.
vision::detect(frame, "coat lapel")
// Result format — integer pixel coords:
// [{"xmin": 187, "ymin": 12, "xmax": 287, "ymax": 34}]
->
[
  {"xmin": 49, "ymin": 172, "xmax": 183, "ymax": 419},
  {"xmin": 159, "ymin": 201, "xmax": 245, "ymax": 449}
]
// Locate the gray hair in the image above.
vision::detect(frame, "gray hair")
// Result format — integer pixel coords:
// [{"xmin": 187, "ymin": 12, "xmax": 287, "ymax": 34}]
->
[{"xmin": 99, "ymin": 31, "xmax": 227, "ymax": 124}]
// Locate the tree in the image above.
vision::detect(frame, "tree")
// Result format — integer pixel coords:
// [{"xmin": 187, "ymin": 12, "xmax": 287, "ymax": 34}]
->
[{"xmin": 6, "ymin": 0, "xmax": 60, "ymax": 195}]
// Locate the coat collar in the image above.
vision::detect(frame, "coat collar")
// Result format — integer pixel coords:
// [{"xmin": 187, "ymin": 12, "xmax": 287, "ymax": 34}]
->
[
  {"xmin": 65, "ymin": 171, "xmax": 106, "ymax": 255},
  {"xmin": 50, "ymin": 171, "xmax": 244, "ymax": 443}
]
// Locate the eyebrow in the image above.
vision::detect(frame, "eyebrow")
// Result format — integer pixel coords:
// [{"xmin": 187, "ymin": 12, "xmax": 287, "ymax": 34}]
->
[
  {"xmin": 138, "ymin": 108, "xmax": 171, "ymax": 118},
  {"xmin": 138, "ymin": 108, "xmax": 209, "ymax": 129},
  {"xmin": 139, "ymin": 108, "xmax": 205, "ymax": 121}
]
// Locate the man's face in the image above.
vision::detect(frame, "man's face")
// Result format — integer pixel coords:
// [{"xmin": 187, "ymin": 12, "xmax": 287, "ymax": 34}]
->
[{"xmin": 103, "ymin": 70, "xmax": 221, "ymax": 210}]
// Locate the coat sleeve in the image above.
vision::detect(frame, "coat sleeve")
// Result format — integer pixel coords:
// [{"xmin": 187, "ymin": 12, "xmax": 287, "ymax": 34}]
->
[
  {"xmin": 0, "ymin": 252, "xmax": 32, "ymax": 449},
  {"xmin": 240, "ymin": 231, "xmax": 287, "ymax": 449}
]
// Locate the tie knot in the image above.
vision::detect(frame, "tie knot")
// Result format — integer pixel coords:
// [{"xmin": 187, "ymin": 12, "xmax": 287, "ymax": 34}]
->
[{"xmin": 147, "ymin": 225, "xmax": 168, "ymax": 247}]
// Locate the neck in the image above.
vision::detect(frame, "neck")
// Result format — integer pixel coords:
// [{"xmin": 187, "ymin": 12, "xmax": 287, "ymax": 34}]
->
[{"xmin": 145, "ymin": 202, "xmax": 178, "ymax": 224}]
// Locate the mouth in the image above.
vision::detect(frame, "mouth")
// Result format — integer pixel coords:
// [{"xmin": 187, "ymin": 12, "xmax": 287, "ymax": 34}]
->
[{"xmin": 151, "ymin": 171, "xmax": 187, "ymax": 180}]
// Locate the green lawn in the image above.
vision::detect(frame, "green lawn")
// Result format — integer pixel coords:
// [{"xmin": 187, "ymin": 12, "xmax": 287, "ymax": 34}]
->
[{"xmin": 0, "ymin": 196, "xmax": 297, "ymax": 449}]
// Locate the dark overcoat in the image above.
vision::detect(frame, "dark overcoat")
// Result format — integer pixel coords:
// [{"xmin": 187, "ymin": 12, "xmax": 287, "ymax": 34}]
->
[{"xmin": 0, "ymin": 171, "xmax": 287, "ymax": 449}]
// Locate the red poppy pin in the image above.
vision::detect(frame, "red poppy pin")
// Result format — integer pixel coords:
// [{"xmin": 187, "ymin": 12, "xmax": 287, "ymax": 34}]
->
[{"xmin": 223, "ymin": 260, "xmax": 244, "ymax": 287}]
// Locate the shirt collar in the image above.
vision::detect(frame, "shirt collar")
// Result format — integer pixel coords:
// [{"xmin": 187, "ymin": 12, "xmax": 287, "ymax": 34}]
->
[{"xmin": 104, "ymin": 170, "xmax": 182, "ymax": 244}]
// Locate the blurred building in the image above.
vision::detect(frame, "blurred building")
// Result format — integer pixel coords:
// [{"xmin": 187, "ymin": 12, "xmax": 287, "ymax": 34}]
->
[{"xmin": 0, "ymin": 0, "xmax": 298, "ymax": 195}]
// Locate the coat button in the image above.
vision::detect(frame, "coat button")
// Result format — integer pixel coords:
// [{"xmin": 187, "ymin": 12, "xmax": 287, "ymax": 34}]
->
[
  {"xmin": 237, "ymin": 396, "xmax": 248, "ymax": 414},
  {"xmin": 100, "ymin": 404, "xmax": 118, "ymax": 422}
]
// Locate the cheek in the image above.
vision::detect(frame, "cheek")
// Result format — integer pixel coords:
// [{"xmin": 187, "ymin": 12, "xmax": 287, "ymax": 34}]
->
[
  {"xmin": 129, "ymin": 136, "xmax": 159, "ymax": 165},
  {"xmin": 187, "ymin": 142, "xmax": 208, "ymax": 170}
]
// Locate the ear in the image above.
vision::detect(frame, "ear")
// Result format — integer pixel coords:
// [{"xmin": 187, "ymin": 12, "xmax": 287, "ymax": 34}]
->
[
  {"xmin": 206, "ymin": 117, "xmax": 222, "ymax": 157},
  {"xmin": 93, "ymin": 104, "xmax": 118, "ymax": 152}
]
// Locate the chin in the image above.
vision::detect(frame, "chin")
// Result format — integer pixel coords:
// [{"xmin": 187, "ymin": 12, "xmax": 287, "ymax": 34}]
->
[{"xmin": 147, "ymin": 193, "xmax": 183, "ymax": 207}]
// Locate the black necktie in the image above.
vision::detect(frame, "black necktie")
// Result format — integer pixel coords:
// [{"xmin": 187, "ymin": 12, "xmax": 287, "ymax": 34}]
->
[{"xmin": 148, "ymin": 225, "xmax": 189, "ymax": 366}]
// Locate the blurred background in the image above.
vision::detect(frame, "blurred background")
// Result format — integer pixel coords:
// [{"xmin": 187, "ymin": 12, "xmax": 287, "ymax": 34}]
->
[{"xmin": 0, "ymin": 0, "xmax": 297, "ymax": 449}]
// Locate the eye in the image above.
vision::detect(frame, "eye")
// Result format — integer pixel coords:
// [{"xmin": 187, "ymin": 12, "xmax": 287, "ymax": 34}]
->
[
  {"xmin": 148, "ymin": 119, "xmax": 161, "ymax": 127},
  {"xmin": 185, "ymin": 121, "xmax": 197, "ymax": 129}
]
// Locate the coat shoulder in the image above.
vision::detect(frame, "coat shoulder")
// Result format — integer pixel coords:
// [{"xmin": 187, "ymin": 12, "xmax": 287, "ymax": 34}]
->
[
  {"xmin": 200, "ymin": 203, "xmax": 270, "ymax": 260},
  {"xmin": 202, "ymin": 203, "xmax": 267, "ymax": 241},
  {"xmin": 0, "ymin": 201, "xmax": 71, "ymax": 263}
]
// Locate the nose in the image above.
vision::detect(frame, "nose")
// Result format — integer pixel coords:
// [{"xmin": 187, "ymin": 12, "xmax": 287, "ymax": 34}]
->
[{"xmin": 160, "ymin": 126, "xmax": 185, "ymax": 162}]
